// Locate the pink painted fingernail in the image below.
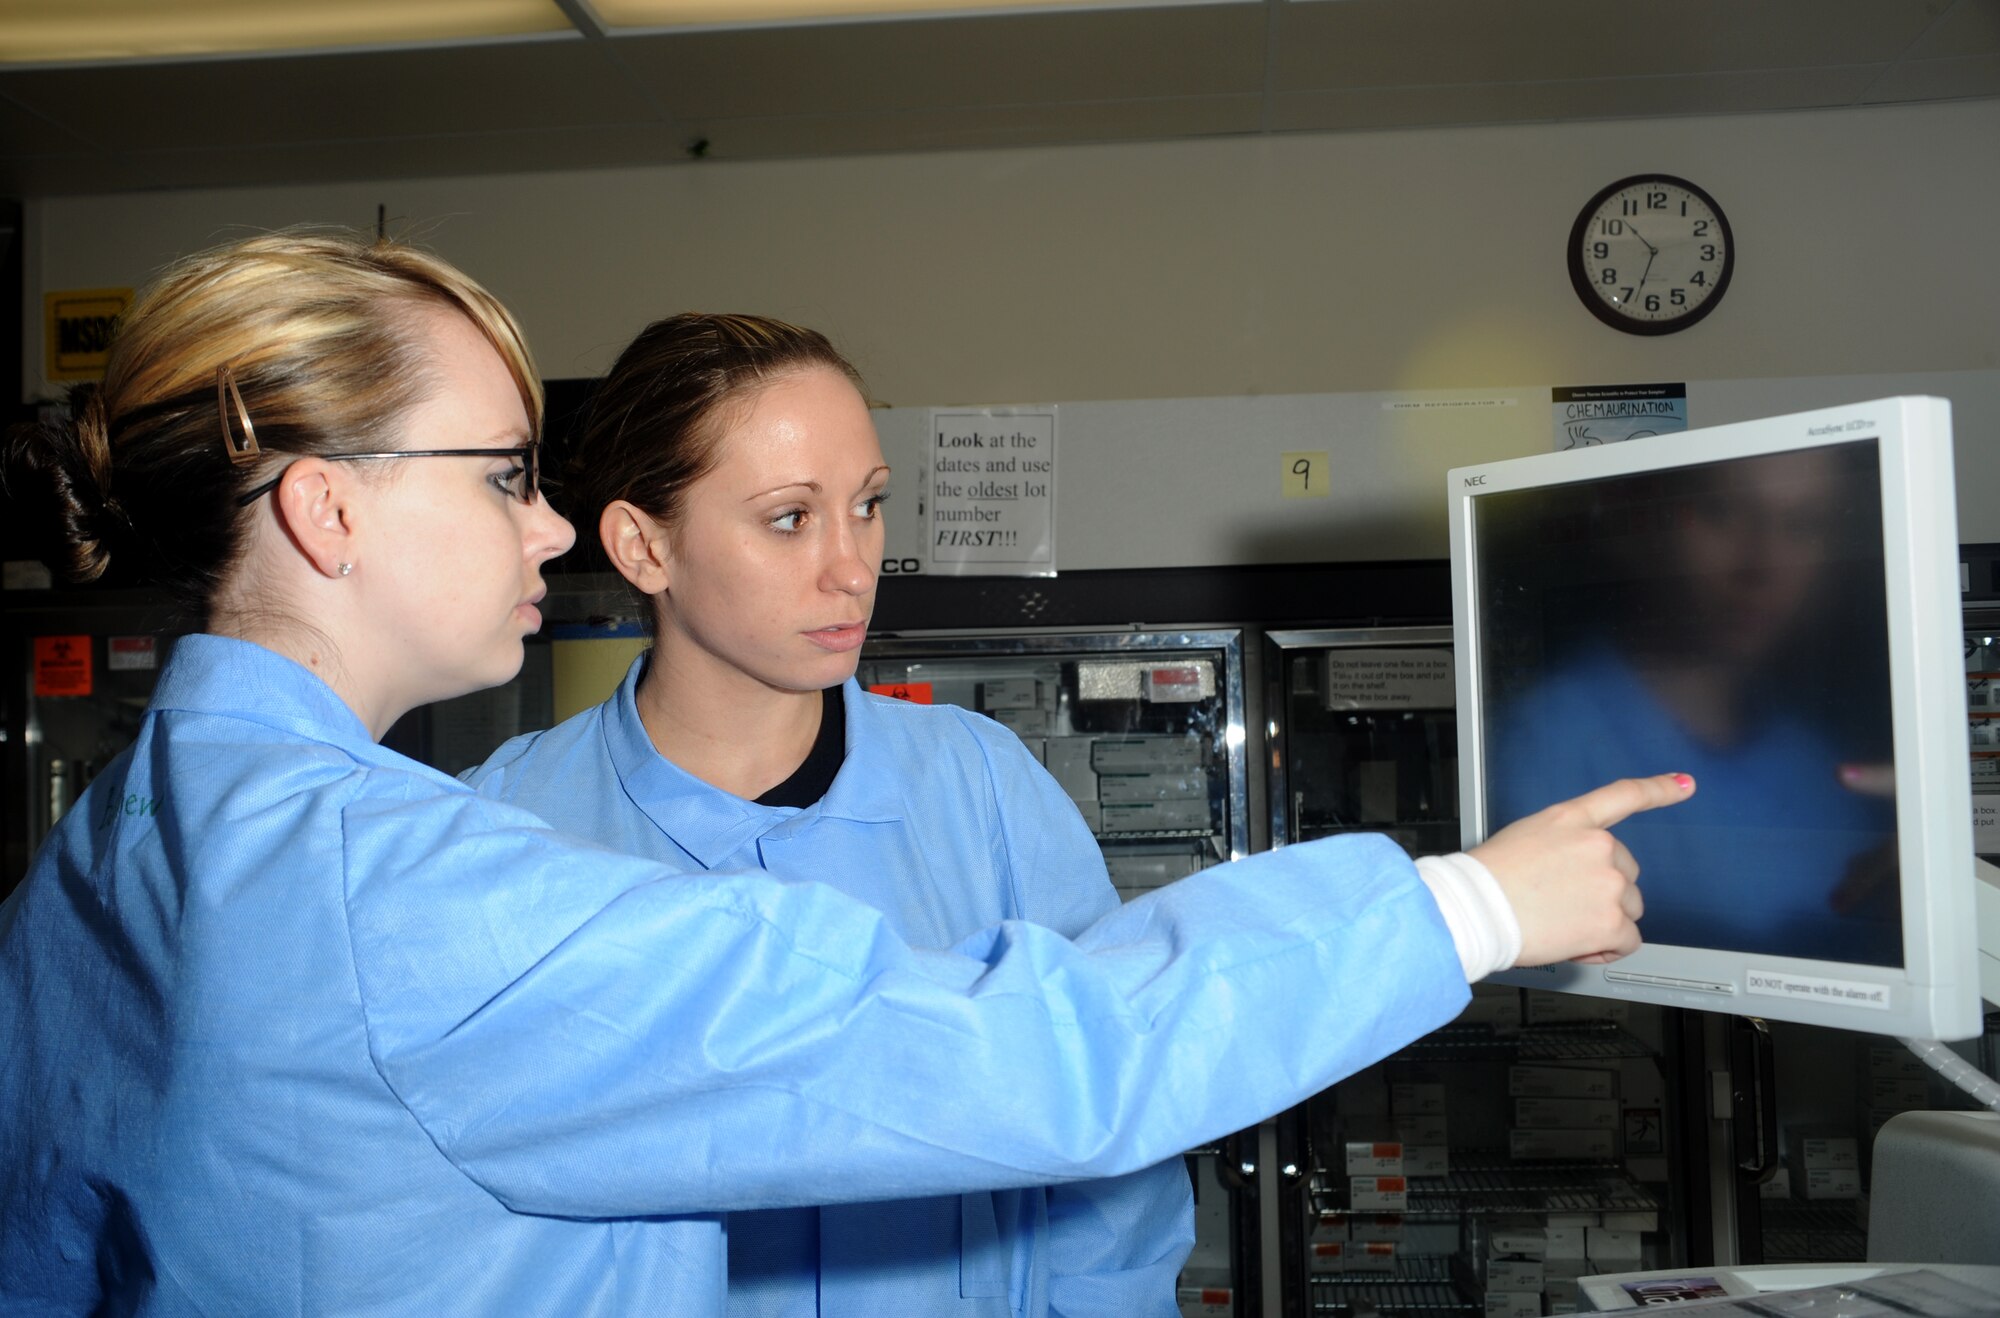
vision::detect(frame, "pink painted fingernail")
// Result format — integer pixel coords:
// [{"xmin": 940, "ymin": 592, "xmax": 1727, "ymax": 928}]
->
[{"xmin": 1673, "ymin": 773, "xmax": 1693, "ymax": 790}]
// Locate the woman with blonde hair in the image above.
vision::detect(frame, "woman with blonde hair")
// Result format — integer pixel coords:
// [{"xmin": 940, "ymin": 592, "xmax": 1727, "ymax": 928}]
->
[{"xmin": 0, "ymin": 232, "xmax": 1684, "ymax": 1314}]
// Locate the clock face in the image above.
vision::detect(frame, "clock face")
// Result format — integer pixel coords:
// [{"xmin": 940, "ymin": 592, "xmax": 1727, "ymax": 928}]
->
[{"xmin": 1568, "ymin": 175, "xmax": 1734, "ymax": 335}]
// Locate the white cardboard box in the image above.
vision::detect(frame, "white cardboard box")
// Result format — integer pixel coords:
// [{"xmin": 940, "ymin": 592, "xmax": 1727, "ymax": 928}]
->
[
  {"xmin": 1177, "ymin": 1284, "xmax": 1231, "ymax": 1318},
  {"xmin": 1487, "ymin": 1258, "xmax": 1545, "ymax": 1290},
  {"xmin": 1349, "ymin": 1175, "xmax": 1408, "ymax": 1211},
  {"xmin": 1392, "ymin": 1082, "xmax": 1447, "ymax": 1116},
  {"xmin": 1404, "ymin": 1145, "xmax": 1449, "ymax": 1177},
  {"xmin": 1344, "ymin": 1140, "xmax": 1405, "ymax": 1175},
  {"xmin": 1347, "ymin": 1241, "xmax": 1397, "ymax": 1274},
  {"xmin": 1488, "ymin": 1224, "xmax": 1547, "ymax": 1258},
  {"xmin": 1483, "ymin": 1290, "xmax": 1540, "ymax": 1318},
  {"xmin": 1508, "ymin": 1065, "xmax": 1617, "ymax": 1100},
  {"xmin": 1394, "ymin": 1114, "xmax": 1448, "ymax": 1146},
  {"xmin": 1349, "ymin": 1213, "xmax": 1406, "ymax": 1243},
  {"xmin": 1509, "ymin": 1128, "xmax": 1616, "ymax": 1161},
  {"xmin": 1513, "ymin": 1097, "xmax": 1620, "ymax": 1130},
  {"xmin": 1804, "ymin": 1166, "xmax": 1862, "ymax": 1200}
]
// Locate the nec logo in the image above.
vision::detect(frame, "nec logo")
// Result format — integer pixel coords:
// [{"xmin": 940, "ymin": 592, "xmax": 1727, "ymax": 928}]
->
[{"xmin": 1462, "ymin": 475, "xmax": 1488, "ymax": 487}]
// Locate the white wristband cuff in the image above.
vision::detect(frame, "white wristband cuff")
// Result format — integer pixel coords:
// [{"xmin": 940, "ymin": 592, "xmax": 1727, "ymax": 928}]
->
[{"xmin": 1415, "ymin": 852, "xmax": 1523, "ymax": 983}]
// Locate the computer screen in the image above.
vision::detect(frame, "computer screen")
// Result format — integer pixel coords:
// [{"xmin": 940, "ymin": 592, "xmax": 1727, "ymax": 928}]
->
[{"xmin": 1450, "ymin": 397, "xmax": 1982, "ymax": 1039}]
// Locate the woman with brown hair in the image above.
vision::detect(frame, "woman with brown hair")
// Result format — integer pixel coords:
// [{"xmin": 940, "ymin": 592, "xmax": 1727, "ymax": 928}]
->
[{"xmin": 0, "ymin": 233, "xmax": 1683, "ymax": 1314}]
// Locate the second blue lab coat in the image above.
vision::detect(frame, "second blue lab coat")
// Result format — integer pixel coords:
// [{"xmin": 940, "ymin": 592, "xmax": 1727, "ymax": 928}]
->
[
  {"xmin": 0, "ymin": 635, "xmax": 1469, "ymax": 1315},
  {"xmin": 466, "ymin": 660, "xmax": 1196, "ymax": 1317}
]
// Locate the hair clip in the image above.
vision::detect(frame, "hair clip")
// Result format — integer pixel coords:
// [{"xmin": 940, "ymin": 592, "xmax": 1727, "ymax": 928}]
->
[{"xmin": 217, "ymin": 364, "xmax": 262, "ymax": 464}]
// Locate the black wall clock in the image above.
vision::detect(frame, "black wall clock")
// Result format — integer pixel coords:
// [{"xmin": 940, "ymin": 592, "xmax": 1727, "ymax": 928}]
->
[{"xmin": 1568, "ymin": 174, "xmax": 1734, "ymax": 335}]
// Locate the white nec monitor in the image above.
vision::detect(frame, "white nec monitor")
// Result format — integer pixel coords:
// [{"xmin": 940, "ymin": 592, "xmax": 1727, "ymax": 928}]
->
[{"xmin": 1449, "ymin": 396, "xmax": 1982, "ymax": 1040}]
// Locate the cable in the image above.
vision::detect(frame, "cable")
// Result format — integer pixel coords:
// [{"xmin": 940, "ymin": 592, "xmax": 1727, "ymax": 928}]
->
[{"xmin": 1898, "ymin": 1036, "xmax": 2000, "ymax": 1113}]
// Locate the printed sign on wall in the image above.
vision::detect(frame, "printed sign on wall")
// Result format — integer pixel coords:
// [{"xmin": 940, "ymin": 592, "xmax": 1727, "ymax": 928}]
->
[
  {"xmin": 1550, "ymin": 382, "xmax": 1688, "ymax": 451},
  {"xmin": 925, "ymin": 407, "xmax": 1056, "ymax": 577},
  {"xmin": 45, "ymin": 288, "xmax": 132, "ymax": 382}
]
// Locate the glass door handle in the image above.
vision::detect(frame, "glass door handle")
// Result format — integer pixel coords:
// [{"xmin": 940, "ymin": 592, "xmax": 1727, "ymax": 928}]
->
[{"xmin": 1730, "ymin": 1015, "xmax": 1780, "ymax": 1182}]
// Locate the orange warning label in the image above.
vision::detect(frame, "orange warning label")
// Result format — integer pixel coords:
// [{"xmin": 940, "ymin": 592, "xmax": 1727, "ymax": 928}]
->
[
  {"xmin": 868, "ymin": 681, "xmax": 933, "ymax": 704},
  {"xmin": 34, "ymin": 635, "xmax": 93, "ymax": 697}
]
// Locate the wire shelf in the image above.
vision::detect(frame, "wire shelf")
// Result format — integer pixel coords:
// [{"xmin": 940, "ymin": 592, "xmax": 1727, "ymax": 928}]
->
[
  {"xmin": 1310, "ymin": 1266, "xmax": 1477, "ymax": 1317},
  {"xmin": 1388, "ymin": 1022, "xmax": 1656, "ymax": 1064},
  {"xmin": 1315, "ymin": 1157, "xmax": 1659, "ymax": 1221}
]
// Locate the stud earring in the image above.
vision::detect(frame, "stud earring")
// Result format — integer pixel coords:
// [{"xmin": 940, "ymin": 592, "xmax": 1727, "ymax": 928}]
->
[{"xmin": 338, "ymin": 563, "xmax": 353, "ymax": 577}]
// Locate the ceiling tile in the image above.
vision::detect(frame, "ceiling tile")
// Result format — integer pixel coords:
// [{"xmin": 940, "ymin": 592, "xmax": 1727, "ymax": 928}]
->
[
  {"xmin": 1863, "ymin": 51, "xmax": 2000, "ymax": 100},
  {"xmin": 686, "ymin": 93, "xmax": 1263, "ymax": 159},
  {"xmin": 1904, "ymin": 1, "xmax": 2000, "ymax": 59},
  {"xmin": 1266, "ymin": 66, "xmax": 1890, "ymax": 134},
  {"xmin": 0, "ymin": 123, "xmax": 692, "ymax": 197},
  {"xmin": 613, "ymin": 4, "xmax": 1265, "ymax": 120},
  {"xmin": 1273, "ymin": 0, "xmax": 1955, "ymax": 91},
  {"xmin": 0, "ymin": 37, "xmax": 657, "ymax": 154},
  {"xmin": 0, "ymin": 89, "xmax": 98, "ymax": 155}
]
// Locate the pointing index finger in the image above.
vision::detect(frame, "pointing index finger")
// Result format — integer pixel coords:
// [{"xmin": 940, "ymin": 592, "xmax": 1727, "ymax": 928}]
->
[{"xmin": 1571, "ymin": 773, "xmax": 1695, "ymax": 830}]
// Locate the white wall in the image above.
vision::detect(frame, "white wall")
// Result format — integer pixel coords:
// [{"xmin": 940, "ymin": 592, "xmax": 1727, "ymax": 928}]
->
[{"xmin": 25, "ymin": 98, "xmax": 2000, "ymax": 565}]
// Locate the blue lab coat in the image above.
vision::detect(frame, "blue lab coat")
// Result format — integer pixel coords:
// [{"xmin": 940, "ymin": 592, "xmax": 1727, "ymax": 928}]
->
[
  {"xmin": 466, "ymin": 659, "xmax": 1195, "ymax": 1317},
  {"xmin": 0, "ymin": 635, "xmax": 1468, "ymax": 1315}
]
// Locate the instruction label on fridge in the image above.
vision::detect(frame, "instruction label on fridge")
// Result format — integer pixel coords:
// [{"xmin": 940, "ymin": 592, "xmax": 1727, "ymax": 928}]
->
[
  {"xmin": 927, "ymin": 407, "xmax": 1056, "ymax": 577},
  {"xmin": 1323, "ymin": 649, "xmax": 1454, "ymax": 710}
]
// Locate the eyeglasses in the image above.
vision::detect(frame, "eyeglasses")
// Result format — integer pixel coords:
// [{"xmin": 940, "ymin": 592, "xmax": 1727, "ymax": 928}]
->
[{"xmin": 219, "ymin": 364, "xmax": 543, "ymax": 508}]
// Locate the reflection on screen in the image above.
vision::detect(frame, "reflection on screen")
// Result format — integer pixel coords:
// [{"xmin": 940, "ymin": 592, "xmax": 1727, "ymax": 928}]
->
[{"xmin": 1477, "ymin": 441, "xmax": 1903, "ymax": 968}]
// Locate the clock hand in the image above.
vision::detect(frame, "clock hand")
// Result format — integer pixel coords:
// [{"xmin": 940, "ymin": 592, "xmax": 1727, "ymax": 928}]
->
[
  {"xmin": 1626, "ymin": 222, "xmax": 1660, "ymax": 256},
  {"xmin": 1636, "ymin": 246, "xmax": 1657, "ymax": 290}
]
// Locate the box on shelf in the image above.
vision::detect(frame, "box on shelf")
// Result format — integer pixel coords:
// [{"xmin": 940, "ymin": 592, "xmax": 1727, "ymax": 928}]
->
[
  {"xmin": 1459, "ymin": 984, "xmax": 1525, "ymax": 1031},
  {"xmin": 1090, "ymin": 736, "xmax": 1204, "ymax": 773},
  {"xmin": 1524, "ymin": 990, "xmax": 1630, "ymax": 1025},
  {"xmin": 1343, "ymin": 1141, "xmax": 1404, "ymax": 1176},
  {"xmin": 1508, "ymin": 1065, "xmax": 1617, "ymax": 1100},
  {"xmin": 1349, "ymin": 1213, "xmax": 1405, "ymax": 1244},
  {"xmin": 1513, "ymin": 1097, "xmax": 1619, "ymax": 1130},
  {"xmin": 1585, "ymin": 1227, "xmax": 1643, "ymax": 1270},
  {"xmin": 1486, "ymin": 1257, "xmax": 1545, "ymax": 1291},
  {"xmin": 1098, "ymin": 798, "xmax": 1211, "ymax": 832},
  {"xmin": 1393, "ymin": 1113, "xmax": 1448, "ymax": 1146},
  {"xmin": 1788, "ymin": 1131, "xmax": 1859, "ymax": 1171},
  {"xmin": 1176, "ymin": 1284, "xmax": 1231, "ymax": 1318},
  {"xmin": 1543, "ymin": 1225, "xmax": 1587, "ymax": 1261},
  {"xmin": 1483, "ymin": 1290, "xmax": 1540, "ymax": 1318},
  {"xmin": 1043, "ymin": 739, "xmax": 1097, "ymax": 802},
  {"xmin": 1866, "ymin": 1042, "xmax": 1929, "ymax": 1079},
  {"xmin": 1308, "ymin": 1241, "xmax": 1346, "ymax": 1274},
  {"xmin": 1508, "ymin": 1127, "xmax": 1616, "ymax": 1161},
  {"xmin": 1867, "ymin": 1075, "xmax": 1930, "ymax": 1109},
  {"xmin": 1404, "ymin": 1145, "xmax": 1449, "ymax": 1177},
  {"xmin": 1097, "ymin": 769, "xmax": 1210, "ymax": 803},
  {"xmin": 1346, "ymin": 1241, "xmax": 1397, "ymax": 1274},
  {"xmin": 1391, "ymin": 1082, "xmax": 1447, "ymax": 1116},
  {"xmin": 1349, "ymin": 1175, "xmax": 1408, "ymax": 1211},
  {"xmin": 1487, "ymin": 1221, "xmax": 1547, "ymax": 1259},
  {"xmin": 1803, "ymin": 1166, "xmax": 1862, "ymax": 1200},
  {"xmin": 1600, "ymin": 1210, "xmax": 1658, "ymax": 1233},
  {"xmin": 1310, "ymin": 1211, "xmax": 1349, "ymax": 1243},
  {"xmin": 1546, "ymin": 1277, "xmax": 1581, "ymax": 1315},
  {"xmin": 1757, "ymin": 1167, "xmax": 1794, "ymax": 1200},
  {"xmin": 977, "ymin": 677, "xmax": 1040, "ymax": 711}
]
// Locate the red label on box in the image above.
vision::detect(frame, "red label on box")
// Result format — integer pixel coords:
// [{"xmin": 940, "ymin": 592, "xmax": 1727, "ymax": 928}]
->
[
  {"xmin": 34, "ymin": 635, "xmax": 92, "ymax": 697},
  {"xmin": 1373, "ymin": 1177, "xmax": 1406, "ymax": 1192},
  {"xmin": 868, "ymin": 682, "xmax": 933, "ymax": 704}
]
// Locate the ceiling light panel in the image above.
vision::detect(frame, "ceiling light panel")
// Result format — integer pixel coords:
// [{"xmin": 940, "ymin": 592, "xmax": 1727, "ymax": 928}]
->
[
  {"xmin": 1, "ymin": 0, "xmax": 574, "ymax": 66},
  {"xmin": 588, "ymin": 0, "xmax": 1239, "ymax": 32}
]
